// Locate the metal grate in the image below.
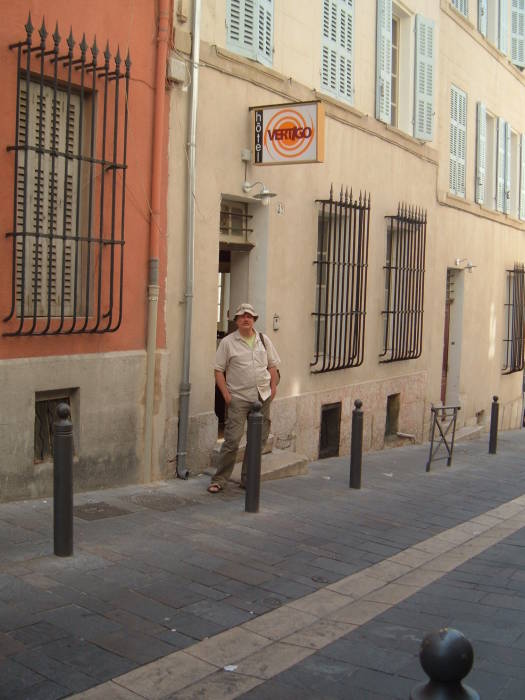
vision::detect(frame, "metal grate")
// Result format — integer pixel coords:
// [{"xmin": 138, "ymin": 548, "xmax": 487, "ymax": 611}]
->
[
  {"xmin": 503, "ymin": 263, "xmax": 525, "ymax": 374},
  {"xmin": 4, "ymin": 14, "xmax": 130, "ymax": 336},
  {"xmin": 380, "ymin": 203, "xmax": 427, "ymax": 362},
  {"xmin": 34, "ymin": 395, "xmax": 70, "ymax": 461},
  {"xmin": 312, "ymin": 186, "xmax": 371, "ymax": 373}
]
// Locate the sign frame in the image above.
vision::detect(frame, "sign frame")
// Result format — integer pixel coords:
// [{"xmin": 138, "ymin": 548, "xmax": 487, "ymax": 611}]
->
[{"xmin": 250, "ymin": 100, "xmax": 325, "ymax": 166}]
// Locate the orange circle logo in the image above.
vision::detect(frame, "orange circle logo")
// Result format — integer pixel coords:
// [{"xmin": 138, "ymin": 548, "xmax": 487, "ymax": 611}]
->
[{"xmin": 263, "ymin": 108, "xmax": 315, "ymax": 160}]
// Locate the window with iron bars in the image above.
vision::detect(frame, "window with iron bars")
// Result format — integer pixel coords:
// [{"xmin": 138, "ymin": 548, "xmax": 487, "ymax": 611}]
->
[
  {"xmin": 4, "ymin": 15, "xmax": 130, "ymax": 336},
  {"xmin": 503, "ymin": 263, "xmax": 525, "ymax": 374},
  {"xmin": 311, "ymin": 186, "xmax": 371, "ymax": 373},
  {"xmin": 380, "ymin": 204, "xmax": 427, "ymax": 362}
]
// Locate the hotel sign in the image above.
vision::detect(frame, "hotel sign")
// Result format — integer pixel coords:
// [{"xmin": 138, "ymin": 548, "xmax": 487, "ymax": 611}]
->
[{"xmin": 250, "ymin": 101, "xmax": 325, "ymax": 165}]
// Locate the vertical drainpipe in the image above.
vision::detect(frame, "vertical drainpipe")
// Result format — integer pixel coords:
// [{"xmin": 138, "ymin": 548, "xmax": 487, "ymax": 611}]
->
[
  {"xmin": 144, "ymin": 0, "xmax": 169, "ymax": 482},
  {"xmin": 176, "ymin": 0, "xmax": 201, "ymax": 478}
]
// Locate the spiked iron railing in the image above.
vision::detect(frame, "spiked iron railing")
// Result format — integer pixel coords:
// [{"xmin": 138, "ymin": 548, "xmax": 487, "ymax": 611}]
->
[
  {"xmin": 4, "ymin": 13, "xmax": 130, "ymax": 336},
  {"xmin": 380, "ymin": 203, "xmax": 427, "ymax": 363},
  {"xmin": 311, "ymin": 185, "xmax": 371, "ymax": 373},
  {"xmin": 503, "ymin": 263, "xmax": 525, "ymax": 374}
]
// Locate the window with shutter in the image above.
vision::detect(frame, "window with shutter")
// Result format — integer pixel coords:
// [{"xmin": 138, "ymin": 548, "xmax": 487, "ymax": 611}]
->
[
  {"xmin": 321, "ymin": 0, "xmax": 354, "ymax": 104},
  {"xmin": 449, "ymin": 86, "xmax": 467, "ymax": 198},
  {"xmin": 511, "ymin": 0, "xmax": 525, "ymax": 67},
  {"xmin": 376, "ymin": 0, "xmax": 392, "ymax": 123},
  {"xmin": 451, "ymin": 0, "xmax": 468, "ymax": 17},
  {"xmin": 16, "ymin": 83, "xmax": 81, "ymax": 318},
  {"xmin": 479, "ymin": 0, "xmax": 488, "ymax": 35},
  {"xmin": 499, "ymin": 0, "xmax": 509, "ymax": 52},
  {"xmin": 496, "ymin": 117, "xmax": 509, "ymax": 211},
  {"xmin": 520, "ymin": 134, "xmax": 525, "ymax": 220},
  {"xmin": 226, "ymin": 0, "xmax": 273, "ymax": 66},
  {"xmin": 414, "ymin": 15, "xmax": 435, "ymax": 141},
  {"xmin": 476, "ymin": 102, "xmax": 487, "ymax": 204}
]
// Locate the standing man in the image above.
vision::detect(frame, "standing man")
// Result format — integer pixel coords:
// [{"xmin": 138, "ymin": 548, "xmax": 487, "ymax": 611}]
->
[{"xmin": 208, "ymin": 303, "xmax": 280, "ymax": 493}]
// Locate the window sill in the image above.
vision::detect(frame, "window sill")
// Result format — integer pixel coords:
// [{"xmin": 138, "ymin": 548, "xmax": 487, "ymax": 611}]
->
[
  {"xmin": 440, "ymin": 191, "xmax": 525, "ymax": 229},
  {"xmin": 313, "ymin": 90, "xmax": 365, "ymax": 119},
  {"xmin": 213, "ymin": 45, "xmax": 281, "ymax": 81}
]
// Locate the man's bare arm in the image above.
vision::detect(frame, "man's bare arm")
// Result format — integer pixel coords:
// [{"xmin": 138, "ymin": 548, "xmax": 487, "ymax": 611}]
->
[{"xmin": 215, "ymin": 370, "xmax": 231, "ymax": 405}]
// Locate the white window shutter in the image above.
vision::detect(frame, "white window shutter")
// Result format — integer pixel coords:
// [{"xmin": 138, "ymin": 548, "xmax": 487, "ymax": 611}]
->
[
  {"xmin": 479, "ymin": 0, "xmax": 488, "ymax": 35},
  {"xmin": 338, "ymin": 0, "xmax": 354, "ymax": 102},
  {"xmin": 449, "ymin": 86, "xmax": 467, "ymax": 198},
  {"xmin": 321, "ymin": 0, "xmax": 338, "ymax": 93},
  {"xmin": 226, "ymin": 0, "xmax": 258, "ymax": 59},
  {"xmin": 376, "ymin": 0, "xmax": 392, "ymax": 123},
  {"xmin": 511, "ymin": 0, "xmax": 525, "ymax": 67},
  {"xmin": 257, "ymin": 0, "xmax": 273, "ymax": 66},
  {"xmin": 414, "ymin": 15, "xmax": 435, "ymax": 141},
  {"xmin": 476, "ymin": 102, "xmax": 487, "ymax": 204},
  {"xmin": 520, "ymin": 133, "xmax": 525, "ymax": 220},
  {"xmin": 321, "ymin": 0, "xmax": 354, "ymax": 104},
  {"xmin": 452, "ymin": 0, "xmax": 468, "ymax": 16},
  {"xmin": 499, "ymin": 0, "xmax": 509, "ymax": 53},
  {"xmin": 504, "ymin": 121, "xmax": 511, "ymax": 213},
  {"xmin": 496, "ymin": 117, "xmax": 507, "ymax": 211}
]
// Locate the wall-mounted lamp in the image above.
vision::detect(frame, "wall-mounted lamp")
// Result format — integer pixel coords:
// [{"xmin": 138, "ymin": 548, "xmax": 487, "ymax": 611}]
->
[
  {"xmin": 242, "ymin": 180, "xmax": 277, "ymax": 207},
  {"xmin": 241, "ymin": 148, "xmax": 276, "ymax": 206},
  {"xmin": 455, "ymin": 258, "xmax": 477, "ymax": 273}
]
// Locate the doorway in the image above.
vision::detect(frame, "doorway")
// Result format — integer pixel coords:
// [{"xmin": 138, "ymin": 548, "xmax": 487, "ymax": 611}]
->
[
  {"xmin": 215, "ymin": 199, "xmax": 254, "ymax": 434},
  {"xmin": 441, "ymin": 268, "xmax": 464, "ymax": 407}
]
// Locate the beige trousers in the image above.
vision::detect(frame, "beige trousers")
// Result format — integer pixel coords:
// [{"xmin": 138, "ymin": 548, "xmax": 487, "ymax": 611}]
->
[{"xmin": 212, "ymin": 396, "xmax": 271, "ymax": 487}]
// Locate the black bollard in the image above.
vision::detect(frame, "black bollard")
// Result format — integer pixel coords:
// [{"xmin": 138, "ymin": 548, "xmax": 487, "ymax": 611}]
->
[
  {"xmin": 53, "ymin": 403, "xmax": 73, "ymax": 557},
  {"xmin": 349, "ymin": 399, "xmax": 363, "ymax": 489},
  {"xmin": 489, "ymin": 395, "xmax": 499, "ymax": 455},
  {"xmin": 245, "ymin": 401, "xmax": 263, "ymax": 513},
  {"xmin": 410, "ymin": 628, "xmax": 479, "ymax": 699}
]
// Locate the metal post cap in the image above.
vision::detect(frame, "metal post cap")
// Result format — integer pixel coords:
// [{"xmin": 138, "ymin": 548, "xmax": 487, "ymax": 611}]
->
[
  {"xmin": 410, "ymin": 628, "xmax": 479, "ymax": 700},
  {"xmin": 420, "ymin": 628, "xmax": 473, "ymax": 682},
  {"xmin": 354, "ymin": 399, "xmax": 363, "ymax": 410}
]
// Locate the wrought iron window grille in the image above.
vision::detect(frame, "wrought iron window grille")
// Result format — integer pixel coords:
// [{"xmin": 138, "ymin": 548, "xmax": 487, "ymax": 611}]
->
[
  {"xmin": 380, "ymin": 203, "xmax": 427, "ymax": 363},
  {"xmin": 4, "ymin": 14, "xmax": 130, "ymax": 336},
  {"xmin": 311, "ymin": 185, "xmax": 371, "ymax": 373},
  {"xmin": 503, "ymin": 263, "xmax": 525, "ymax": 374}
]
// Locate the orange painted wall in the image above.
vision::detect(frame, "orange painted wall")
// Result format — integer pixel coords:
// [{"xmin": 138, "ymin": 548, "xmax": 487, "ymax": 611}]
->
[{"xmin": 0, "ymin": 0, "xmax": 167, "ymax": 359}]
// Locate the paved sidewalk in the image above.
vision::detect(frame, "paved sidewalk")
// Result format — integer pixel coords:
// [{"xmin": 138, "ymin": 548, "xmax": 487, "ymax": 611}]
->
[{"xmin": 1, "ymin": 430, "xmax": 525, "ymax": 698}]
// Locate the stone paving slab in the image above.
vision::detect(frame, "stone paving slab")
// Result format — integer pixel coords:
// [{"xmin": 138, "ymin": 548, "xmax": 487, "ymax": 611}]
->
[{"xmin": 2, "ymin": 431, "xmax": 525, "ymax": 697}]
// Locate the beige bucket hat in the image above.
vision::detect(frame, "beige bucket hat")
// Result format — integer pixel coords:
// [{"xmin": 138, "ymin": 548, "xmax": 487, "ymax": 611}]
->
[{"xmin": 233, "ymin": 303, "xmax": 259, "ymax": 320}]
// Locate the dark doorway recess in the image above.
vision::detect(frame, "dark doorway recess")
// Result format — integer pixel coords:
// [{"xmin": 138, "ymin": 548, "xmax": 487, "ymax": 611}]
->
[{"xmin": 319, "ymin": 402, "xmax": 341, "ymax": 458}]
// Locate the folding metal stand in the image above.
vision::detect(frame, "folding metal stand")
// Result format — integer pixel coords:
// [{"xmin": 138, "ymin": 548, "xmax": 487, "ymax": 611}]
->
[{"xmin": 426, "ymin": 405, "xmax": 460, "ymax": 472}]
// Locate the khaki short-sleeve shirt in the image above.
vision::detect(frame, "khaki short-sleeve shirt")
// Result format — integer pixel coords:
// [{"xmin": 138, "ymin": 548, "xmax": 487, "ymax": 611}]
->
[{"xmin": 215, "ymin": 330, "xmax": 280, "ymax": 402}]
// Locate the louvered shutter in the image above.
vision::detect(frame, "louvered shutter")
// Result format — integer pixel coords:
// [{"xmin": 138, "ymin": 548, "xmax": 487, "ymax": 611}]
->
[
  {"xmin": 504, "ymin": 121, "xmax": 511, "ymax": 213},
  {"xmin": 452, "ymin": 0, "xmax": 468, "ymax": 16},
  {"xmin": 226, "ymin": 0, "xmax": 256, "ymax": 58},
  {"xmin": 476, "ymin": 102, "xmax": 487, "ymax": 204},
  {"xmin": 338, "ymin": 0, "xmax": 354, "ymax": 102},
  {"xmin": 449, "ymin": 86, "xmax": 467, "ymax": 198},
  {"xmin": 257, "ymin": 0, "xmax": 273, "ymax": 66},
  {"xmin": 479, "ymin": 0, "xmax": 488, "ymax": 35},
  {"xmin": 511, "ymin": 0, "xmax": 525, "ymax": 67},
  {"xmin": 499, "ymin": 0, "xmax": 509, "ymax": 53},
  {"xmin": 17, "ymin": 83, "xmax": 79, "ymax": 317},
  {"xmin": 321, "ymin": 0, "xmax": 338, "ymax": 94},
  {"xmin": 414, "ymin": 15, "xmax": 435, "ymax": 141},
  {"xmin": 520, "ymin": 134, "xmax": 525, "ymax": 221},
  {"xmin": 321, "ymin": 0, "xmax": 354, "ymax": 103},
  {"xmin": 496, "ymin": 117, "xmax": 507, "ymax": 211},
  {"xmin": 376, "ymin": 0, "xmax": 392, "ymax": 123}
]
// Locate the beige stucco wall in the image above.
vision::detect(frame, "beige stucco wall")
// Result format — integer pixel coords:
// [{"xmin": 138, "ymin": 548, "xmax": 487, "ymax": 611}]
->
[
  {"xmin": 164, "ymin": 1, "xmax": 525, "ymax": 476},
  {"xmin": 0, "ymin": 351, "xmax": 172, "ymax": 502}
]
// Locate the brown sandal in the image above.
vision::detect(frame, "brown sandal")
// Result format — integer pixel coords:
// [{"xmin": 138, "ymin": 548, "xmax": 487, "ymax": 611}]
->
[{"xmin": 207, "ymin": 483, "xmax": 223, "ymax": 493}]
